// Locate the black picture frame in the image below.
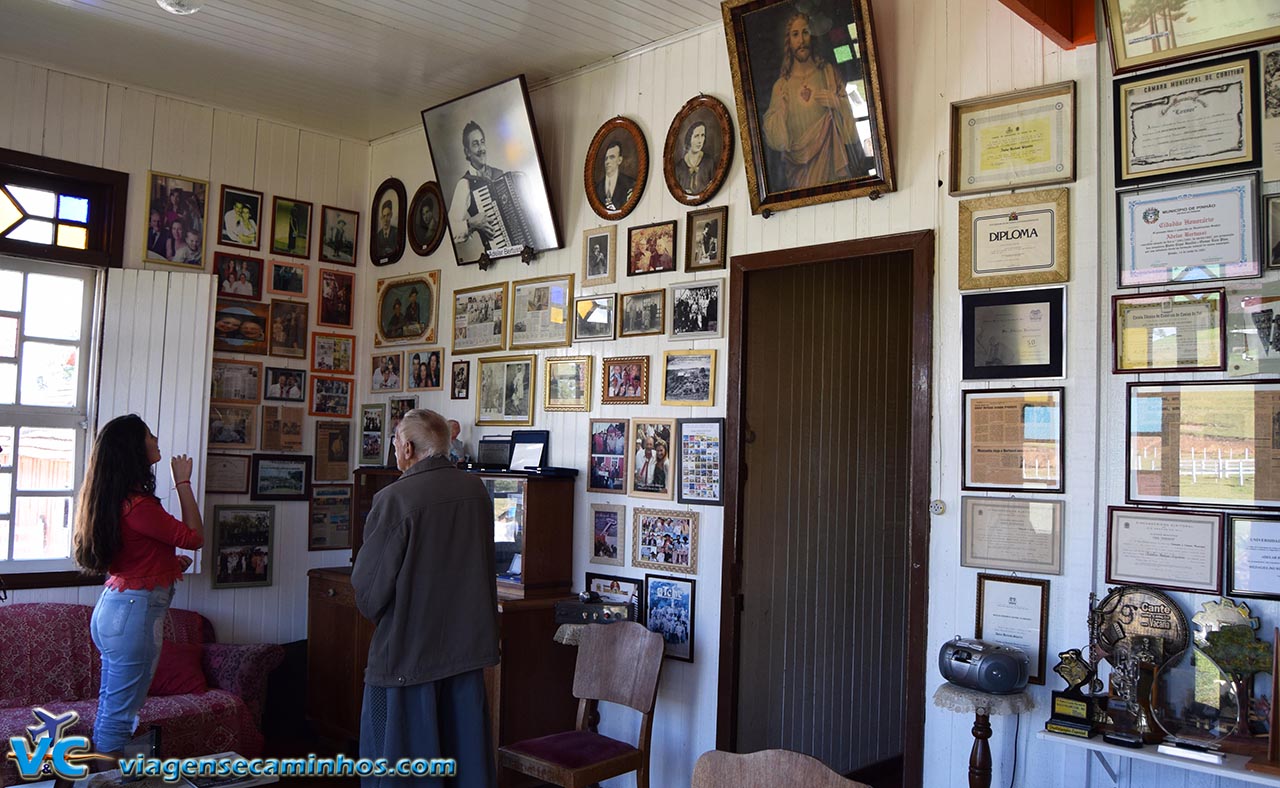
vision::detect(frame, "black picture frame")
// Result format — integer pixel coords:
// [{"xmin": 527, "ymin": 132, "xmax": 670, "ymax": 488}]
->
[
  {"xmin": 217, "ymin": 184, "xmax": 263, "ymax": 251},
  {"xmin": 1228, "ymin": 515, "xmax": 1280, "ymax": 600},
  {"xmin": 676, "ymin": 417, "xmax": 725, "ymax": 506},
  {"xmin": 961, "ymin": 387, "xmax": 1064, "ymax": 493},
  {"xmin": 451, "ymin": 360, "xmax": 470, "ymax": 400},
  {"xmin": 407, "ymin": 180, "xmax": 447, "ymax": 257},
  {"xmin": 370, "ymin": 177, "xmax": 407, "ymax": 266},
  {"xmin": 269, "ymin": 196, "xmax": 312, "ymax": 260},
  {"xmin": 961, "ymin": 286, "xmax": 1064, "ymax": 380},
  {"xmin": 627, "ymin": 220, "xmax": 677, "ymax": 277},
  {"xmin": 250, "ymin": 453, "xmax": 313, "ymax": 501},
  {"xmin": 585, "ymin": 571, "xmax": 642, "ymax": 623},
  {"xmin": 262, "ymin": 366, "xmax": 306, "ymax": 403},
  {"xmin": 644, "ymin": 574, "xmax": 695, "ymax": 662}
]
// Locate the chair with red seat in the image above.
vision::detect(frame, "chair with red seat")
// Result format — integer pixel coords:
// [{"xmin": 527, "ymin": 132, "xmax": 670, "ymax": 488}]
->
[{"xmin": 497, "ymin": 620, "xmax": 664, "ymax": 788}]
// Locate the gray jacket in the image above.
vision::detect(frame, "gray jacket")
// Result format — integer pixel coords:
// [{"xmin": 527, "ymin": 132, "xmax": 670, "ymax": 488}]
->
[{"xmin": 352, "ymin": 456, "xmax": 500, "ymax": 686}]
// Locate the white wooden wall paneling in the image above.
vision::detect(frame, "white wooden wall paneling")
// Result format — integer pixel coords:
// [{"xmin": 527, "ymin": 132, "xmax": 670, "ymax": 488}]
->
[{"xmin": 0, "ymin": 58, "xmax": 48, "ymax": 155}]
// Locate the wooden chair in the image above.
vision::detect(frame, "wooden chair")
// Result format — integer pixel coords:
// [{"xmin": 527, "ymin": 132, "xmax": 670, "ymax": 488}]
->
[
  {"xmin": 497, "ymin": 621, "xmax": 664, "ymax": 788},
  {"xmin": 691, "ymin": 749, "xmax": 872, "ymax": 788}
]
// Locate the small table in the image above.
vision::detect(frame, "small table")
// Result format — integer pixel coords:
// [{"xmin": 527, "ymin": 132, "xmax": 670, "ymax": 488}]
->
[{"xmin": 932, "ymin": 683, "xmax": 1034, "ymax": 788}]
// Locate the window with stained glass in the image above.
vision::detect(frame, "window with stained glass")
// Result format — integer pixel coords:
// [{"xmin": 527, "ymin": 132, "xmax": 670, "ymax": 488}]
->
[{"xmin": 0, "ymin": 185, "xmax": 91, "ymax": 250}]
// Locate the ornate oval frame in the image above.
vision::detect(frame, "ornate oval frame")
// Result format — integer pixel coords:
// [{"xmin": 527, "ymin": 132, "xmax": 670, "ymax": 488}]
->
[
  {"xmin": 663, "ymin": 94, "xmax": 734, "ymax": 206},
  {"xmin": 406, "ymin": 180, "xmax": 446, "ymax": 257},
  {"xmin": 369, "ymin": 177, "xmax": 407, "ymax": 266},
  {"xmin": 584, "ymin": 116, "xmax": 648, "ymax": 221}
]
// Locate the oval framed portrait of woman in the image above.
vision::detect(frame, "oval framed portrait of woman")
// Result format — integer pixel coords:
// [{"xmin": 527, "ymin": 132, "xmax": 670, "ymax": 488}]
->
[
  {"xmin": 663, "ymin": 95, "xmax": 734, "ymax": 206},
  {"xmin": 369, "ymin": 177, "xmax": 407, "ymax": 266},
  {"xmin": 407, "ymin": 180, "xmax": 446, "ymax": 257},
  {"xmin": 584, "ymin": 116, "xmax": 648, "ymax": 221}
]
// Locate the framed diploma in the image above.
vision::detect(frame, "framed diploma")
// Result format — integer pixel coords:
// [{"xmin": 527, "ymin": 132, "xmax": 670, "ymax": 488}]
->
[
  {"xmin": 1115, "ymin": 55, "xmax": 1259, "ymax": 185},
  {"xmin": 949, "ymin": 81, "xmax": 1075, "ymax": 196},
  {"xmin": 206, "ymin": 453, "xmax": 251, "ymax": 494},
  {"xmin": 1102, "ymin": 0, "xmax": 1280, "ymax": 74},
  {"xmin": 958, "ymin": 188, "xmax": 1069, "ymax": 290},
  {"xmin": 1127, "ymin": 380, "xmax": 1280, "ymax": 509},
  {"xmin": 1228, "ymin": 516, "xmax": 1280, "ymax": 599},
  {"xmin": 962, "ymin": 287, "xmax": 1063, "ymax": 380},
  {"xmin": 962, "ymin": 388, "xmax": 1063, "ymax": 493},
  {"xmin": 1117, "ymin": 173, "xmax": 1261, "ymax": 288},
  {"xmin": 1112, "ymin": 288, "xmax": 1225, "ymax": 373},
  {"xmin": 1106, "ymin": 506, "xmax": 1223, "ymax": 594},
  {"xmin": 960, "ymin": 496, "xmax": 1063, "ymax": 575},
  {"xmin": 974, "ymin": 574, "xmax": 1048, "ymax": 685}
]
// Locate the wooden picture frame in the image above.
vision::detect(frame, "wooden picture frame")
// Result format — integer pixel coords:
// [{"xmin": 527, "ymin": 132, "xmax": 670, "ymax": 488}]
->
[
  {"xmin": 317, "ymin": 268, "xmax": 355, "ymax": 329},
  {"xmin": 629, "ymin": 418, "xmax": 675, "ymax": 500},
  {"xmin": 662, "ymin": 349, "xmax": 716, "ymax": 407},
  {"xmin": 370, "ymin": 177, "xmax": 407, "ymax": 266},
  {"xmin": 960, "ymin": 496, "xmax": 1063, "ymax": 575},
  {"xmin": 267, "ymin": 260, "xmax": 308, "ymax": 297},
  {"xmin": 405, "ymin": 348, "xmax": 445, "ymax": 392},
  {"xmin": 318, "ymin": 205, "xmax": 358, "ymax": 266},
  {"xmin": 685, "ymin": 206, "xmax": 727, "ymax": 272},
  {"xmin": 722, "ymin": 0, "xmax": 895, "ymax": 214},
  {"xmin": 209, "ymin": 404, "xmax": 256, "ymax": 450},
  {"xmin": 310, "ymin": 332, "xmax": 354, "ymax": 374},
  {"xmin": 211, "ymin": 505, "xmax": 274, "ymax": 588},
  {"xmin": 962, "ymin": 387, "xmax": 1063, "ymax": 493},
  {"xmin": 452, "ymin": 282, "xmax": 507, "ymax": 354},
  {"xmin": 584, "ymin": 116, "xmax": 648, "ymax": 221},
  {"xmin": 217, "ymin": 184, "xmax": 263, "ymax": 251},
  {"xmin": 975, "ymin": 574, "xmax": 1049, "ymax": 685},
  {"xmin": 582, "ymin": 226, "xmax": 617, "ymax": 286},
  {"xmin": 212, "ymin": 252, "xmax": 264, "ymax": 302},
  {"xmin": 627, "ymin": 220, "xmax": 677, "ymax": 276},
  {"xmin": 588, "ymin": 418, "xmax": 630, "ymax": 494},
  {"xmin": 213, "ymin": 300, "xmax": 269, "ymax": 355},
  {"xmin": 574, "ymin": 294, "xmax": 617, "ymax": 344},
  {"xmin": 309, "ymin": 485, "xmax": 353, "ymax": 551},
  {"xmin": 586, "ymin": 571, "xmax": 642, "ymax": 622},
  {"xmin": 314, "ymin": 421, "xmax": 351, "ymax": 482},
  {"xmin": 949, "ymin": 81, "xmax": 1075, "ymax": 196},
  {"xmin": 545, "ymin": 356, "xmax": 591, "ymax": 412},
  {"xmin": 259, "ymin": 404, "xmax": 303, "ymax": 452},
  {"xmin": 958, "ymin": 188, "xmax": 1070, "ymax": 290},
  {"xmin": 1112, "ymin": 288, "xmax": 1225, "ymax": 373},
  {"xmin": 1228, "ymin": 515, "xmax": 1280, "ymax": 600},
  {"xmin": 645, "ymin": 574, "xmax": 696, "ymax": 662},
  {"xmin": 589, "ymin": 503, "xmax": 626, "ymax": 567},
  {"xmin": 206, "ymin": 453, "xmax": 251, "ymax": 494},
  {"xmin": 144, "ymin": 171, "xmax": 209, "ymax": 268},
  {"xmin": 309, "ymin": 375, "xmax": 353, "ymax": 418},
  {"xmin": 602, "ymin": 356, "xmax": 649, "ymax": 405},
  {"xmin": 370, "ymin": 351, "xmax": 405, "ymax": 393},
  {"xmin": 1106, "ymin": 506, "xmax": 1224, "ymax": 594},
  {"xmin": 633, "ymin": 508, "xmax": 697, "ymax": 574},
  {"xmin": 669, "ymin": 279, "xmax": 724, "ymax": 340},
  {"xmin": 961, "ymin": 286, "xmax": 1065, "ymax": 380},
  {"xmin": 249, "ymin": 453, "xmax": 312, "ymax": 502},
  {"xmin": 619, "ymin": 289, "xmax": 665, "ymax": 338},
  {"xmin": 510, "ymin": 273, "xmax": 573, "ymax": 349},
  {"xmin": 676, "ymin": 418, "xmax": 725, "ymax": 506},
  {"xmin": 210, "ymin": 358, "xmax": 262, "ymax": 404},
  {"xmin": 663, "ymin": 94, "xmax": 734, "ymax": 206},
  {"xmin": 407, "ymin": 180, "xmax": 446, "ymax": 257},
  {"xmin": 451, "ymin": 360, "xmax": 470, "ymax": 400},
  {"xmin": 475, "ymin": 354, "xmax": 535, "ymax": 427},
  {"xmin": 267, "ymin": 299, "xmax": 308, "ymax": 359},
  {"xmin": 374, "ymin": 270, "xmax": 440, "ymax": 347},
  {"xmin": 360, "ymin": 404, "xmax": 386, "ymax": 467},
  {"xmin": 269, "ymin": 196, "xmax": 312, "ymax": 259},
  {"xmin": 1101, "ymin": 0, "xmax": 1280, "ymax": 74}
]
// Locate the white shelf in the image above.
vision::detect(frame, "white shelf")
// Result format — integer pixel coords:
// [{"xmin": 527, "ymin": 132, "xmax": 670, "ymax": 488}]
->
[{"xmin": 1037, "ymin": 730, "xmax": 1280, "ymax": 786}]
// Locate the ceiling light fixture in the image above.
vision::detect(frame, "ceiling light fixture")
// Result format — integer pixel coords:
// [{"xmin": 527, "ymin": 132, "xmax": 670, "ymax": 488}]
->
[{"xmin": 156, "ymin": 0, "xmax": 203, "ymax": 15}]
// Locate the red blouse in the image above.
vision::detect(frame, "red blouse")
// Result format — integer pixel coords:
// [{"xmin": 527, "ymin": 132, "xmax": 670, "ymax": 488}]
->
[{"xmin": 105, "ymin": 495, "xmax": 204, "ymax": 591}]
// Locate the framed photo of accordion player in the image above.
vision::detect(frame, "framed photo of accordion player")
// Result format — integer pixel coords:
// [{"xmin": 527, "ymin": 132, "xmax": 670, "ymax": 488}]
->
[
  {"xmin": 421, "ymin": 75, "xmax": 563, "ymax": 265},
  {"xmin": 370, "ymin": 178, "xmax": 407, "ymax": 266}
]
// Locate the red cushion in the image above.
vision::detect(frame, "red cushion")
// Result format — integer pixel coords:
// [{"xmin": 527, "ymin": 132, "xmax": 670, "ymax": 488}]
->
[
  {"xmin": 502, "ymin": 730, "xmax": 637, "ymax": 769},
  {"xmin": 149, "ymin": 641, "xmax": 208, "ymax": 696}
]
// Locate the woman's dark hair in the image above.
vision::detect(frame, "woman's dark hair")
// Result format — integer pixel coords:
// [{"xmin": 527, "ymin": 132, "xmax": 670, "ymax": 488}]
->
[{"xmin": 73, "ymin": 414, "xmax": 155, "ymax": 573}]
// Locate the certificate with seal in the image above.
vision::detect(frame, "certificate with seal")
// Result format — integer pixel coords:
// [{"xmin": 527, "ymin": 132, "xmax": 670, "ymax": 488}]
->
[
  {"xmin": 975, "ymin": 574, "xmax": 1049, "ymax": 684},
  {"xmin": 1112, "ymin": 288, "xmax": 1225, "ymax": 373},
  {"xmin": 1117, "ymin": 55, "xmax": 1258, "ymax": 185},
  {"xmin": 961, "ymin": 496, "xmax": 1063, "ymax": 575},
  {"xmin": 1228, "ymin": 516, "xmax": 1280, "ymax": 599},
  {"xmin": 962, "ymin": 287, "xmax": 1064, "ymax": 380},
  {"xmin": 1106, "ymin": 507, "xmax": 1222, "ymax": 594},
  {"xmin": 949, "ymin": 81, "xmax": 1075, "ymax": 195},
  {"xmin": 959, "ymin": 188, "xmax": 1069, "ymax": 290},
  {"xmin": 1117, "ymin": 173, "xmax": 1260, "ymax": 288}
]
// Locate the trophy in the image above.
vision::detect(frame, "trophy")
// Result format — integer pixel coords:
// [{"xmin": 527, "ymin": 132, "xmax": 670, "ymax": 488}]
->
[
  {"xmin": 1044, "ymin": 648, "xmax": 1099, "ymax": 738},
  {"xmin": 1151, "ymin": 644, "xmax": 1238, "ymax": 763},
  {"xmin": 1194, "ymin": 598, "xmax": 1273, "ymax": 755}
]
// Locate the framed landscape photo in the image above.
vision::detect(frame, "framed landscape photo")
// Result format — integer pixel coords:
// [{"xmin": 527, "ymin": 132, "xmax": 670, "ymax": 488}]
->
[
  {"xmin": 375, "ymin": 271, "xmax": 440, "ymax": 346},
  {"xmin": 370, "ymin": 352, "xmax": 404, "ymax": 393},
  {"xmin": 211, "ymin": 505, "xmax": 274, "ymax": 589},
  {"xmin": 1107, "ymin": 506, "xmax": 1223, "ymax": 594},
  {"xmin": 630, "ymin": 419, "xmax": 675, "ymax": 500},
  {"xmin": 214, "ymin": 300, "xmax": 269, "ymax": 355},
  {"xmin": 310, "ymin": 375, "xmax": 353, "ymax": 418},
  {"xmin": 452, "ymin": 283, "xmax": 507, "ymax": 354},
  {"xmin": 213, "ymin": 253, "xmax": 264, "ymax": 302},
  {"xmin": 1102, "ymin": 0, "xmax": 1280, "ymax": 74},
  {"xmin": 209, "ymin": 404, "xmax": 256, "ymax": 449},
  {"xmin": 662, "ymin": 350, "xmax": 717, "ymax": 407},
  {"xmin": 585, "ymin": 116, "xmax": 648, "ymax": 221},
  {"xmin": 961, "ymin": 286, "xmax": 1064, "ymax": 380},
  {"xmin": 451, "ymin": 360, "xmax": 470, "ymax": 399},
  {"xmin": 476, "ymin": 354, "xmax": 535, "ymax": 427},
  {"xmin": 664, "ymin": 94, "xmax": 734, "ymax": 206},
  {"xmin": 602, "ymin": 356, "xmax": 649, "ymax": 405},
  {"xmin": 510, "ymin": 274, "xmax": 573, "ymax": 349},
  {"xmin": 317, "ymin": 269, "xmax": 355, "ymax": 329},
  {"xmin": 250, "ymin": 453, "xmax": 312, "ymax": 502},
  {"xmin": 267, "ymin": 260, "xmax": 308, "ymax": 297},
  {"xmin": 1228, "ymin": 515, "xmax": 1280, "ymax": 599},
  {"xmin": 586, "ymin": 572, "xmax": 642, "ymax": 622},
  {"xmin": 360, "ymin": 404, "xmax": 386, "ymax": 466},
  {"xmin": 206, "ymin": 453, "xmax": 251, "ymax": 494},
  {"xmin": 582, "ymin": 226, "xmax": 616, "ymax": 286},
  {"xmin": 1112, "ymin": 288, "xmax": 1225, "ymax": 373},
  {"xmin": 370, "ymin": 177, "xmax": 407, "ymax": 266},
  {"xmin": 958, "ymin": 188, "xmax": 1070, "ymax": 290},
  {"xmin": 960, "ymin": 496, "xmax": 1063, "ymax": 575},
  {"xmin": 588, "ymin": 419, "xmax": 629, "ymax": 493},
  {"xmin": 722, "ymin": 0, "xmax": 894, "ymax": 213},
  {"xmin": 645, "ymin": 574, "xmax": 695, "ymax": 662},
  {"xmin": 318, "ymin": 205, "xmax": 358, "ymax": 266},
  {"xmin": 634, "ymin": 509, "xmax": 697, "ymax": 575},
  {"xmin": 545, "ymin": 356, "xmax": 591, "ymax": 412},
  {"xmin": 259, "ymin": 404, "xmax": 303, "ymax": 452},
  {"xmin": 210, "ymin": 359, "xmax": 262, "ymax": 404},
  {"xmin": 144, "ymin": 171, "xmax": 209, "ymax": 268},
  {"xmin": 268, "ymin": 299, "xmax": 308, "ymax": 359},
  {"xmin": 685, "ymin": 206, "xmax": 727, "ymax": 272},
  {"xmin": 628, "ymin": 220, "xmax": 677, "ymax": 276},
  {"xmin": 949, "ymin": 81, "xmax": 1075, "ymax": 195},
  {"xmin": 310, "ymin": 333, "xmax": 354, "ymax": 374},
  {"xmin": 619, "ymin": 290, "xmax": 665, "ymax": 338},
  {"xmin": 975, "ymin": 574, "xmax": 1048, "ymax": 685},
  {"xmin": 309, "ymin": 485, "xmax": 353, "ymax": 551},
  {"xmin": 676, "ymin": 418, "xmax": 724, "ymax": 506},
  {"xmin": 589, "ymin": 503, "xmax": 626, "ymax": 566},
  {"xmin": 962, "ymin": 388, "xmax": 1063, "ymax": 493},
  {"xmin": 407, "ymin": 180, "xmax": 446, "ymax": 257},
  {"xmin": 421, "ymin": 75, "xmax": 562, "ymax": 265},
  {"xmin": 218, "ymin": 184, "xmax": 262, "ymax": 250},
  {"xmin": 270, "ymin": 196, "xmax": 312, "ymax": 259},
  {"xmin": 405, "ymin": 349, "xmax": 444, "ymax": 391},
  {"xmin": 574, "ymin": 294, "xmax": 616, "ymax": 343},
  {"xmin": 669, "ymin": 279, "xmax": 723, "ymax": 340}
]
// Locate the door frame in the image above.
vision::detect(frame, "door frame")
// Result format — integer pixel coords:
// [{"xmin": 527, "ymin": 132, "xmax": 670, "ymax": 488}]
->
[{"xmin": 717, "ymin": 230, "xmax": 934, "ymax": 787}]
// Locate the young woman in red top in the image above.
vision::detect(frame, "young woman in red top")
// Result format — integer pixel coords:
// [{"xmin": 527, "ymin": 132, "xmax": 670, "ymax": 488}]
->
[{"xmin": 72, "ymin": 414, "xmax": 204, "ymax": 761}]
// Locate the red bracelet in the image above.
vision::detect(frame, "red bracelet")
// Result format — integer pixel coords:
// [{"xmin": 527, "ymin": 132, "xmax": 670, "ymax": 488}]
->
[{"xmin": 176, "ymin": 480, "xmax": 192, "ymax": 488}]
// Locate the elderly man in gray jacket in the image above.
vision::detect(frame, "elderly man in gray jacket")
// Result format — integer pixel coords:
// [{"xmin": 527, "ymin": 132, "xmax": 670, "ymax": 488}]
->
[{"xmin": 352, "ymin": 408, "xmax": 499, "ymax": 788}]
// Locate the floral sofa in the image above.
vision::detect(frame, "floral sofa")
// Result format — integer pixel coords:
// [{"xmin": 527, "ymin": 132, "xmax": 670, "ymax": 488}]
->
[{"xmin": 0, "ymin": 603, "xmax": 283, "ymax": 786}]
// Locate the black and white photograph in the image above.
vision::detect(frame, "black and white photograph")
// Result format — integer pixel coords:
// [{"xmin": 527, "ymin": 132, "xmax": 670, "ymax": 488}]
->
[
  {"xmin": 476, "ymin": 354, "xmax": 535, "ymax": 426},
  {"xmin": 452, "ymin": 360, "xmax": 470, "ymax": 399},
  {"xmin": 664, "ymin": 94, "xmax": 734, "ymax": 206},
  {"xmin": 370, "ymin": 177, "xmax": 407, "ymax": 266},
  {"xmin": 645, "ymin": 574, "xmax": 695, "ymax": 662},
  {"xmin": 582, "ymin": 226, "xmax": 616, "ymax": 286},
  {"xmin": 662, "ymin": 350, "xmax": 716, "ymax": 407},
  {"xmin": 218, "ymin": 184, "xmax": 262, "ymax": 250},
  {"xmin": 421, "ymin": 75, "xmax": 561, "ymax": 264},
  {"xmin": 319, "ymin": 205, "xmax": 358, "ymax": 266},
  {"xmin": 585, "ymin": 116, "xmax": 648, "ymax": 221},
  {"xmin": 211, "ymin": 505, "xmax": 274, "ymax": 588},
  {"xmin": 574, "ymin": 294, "xmax": 616, "ymax": 343},
  {"xmin": 670, "ymin": 279, "xmax": 723, "ymax": 340},
  {"xmin": 620, "ymin": 289, "xmax": 665, "ymax": 338},
  {"xmin": 686, "ymin": 206, "xmax": 727, "ymax": 271},
  {"xmin": 408, "ymin": 180, "xmax": 446, "ymax": 257}
]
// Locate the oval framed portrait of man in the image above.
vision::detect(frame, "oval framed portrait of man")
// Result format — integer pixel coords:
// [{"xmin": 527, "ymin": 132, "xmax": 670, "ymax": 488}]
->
[
  {"xmin": 663, "ymin": 95, "xmax": 734, "ymax": 206},
  {"xmin": 584, "ymin": 117, "xmax": 648, "ymax": 221},
  {"xmin": 407, "ymin": 180, "xmax": 447, "ymax": 257},
  {"xmin": 369, "ymin": 177, "xmax": 407, "ymax": 266}
]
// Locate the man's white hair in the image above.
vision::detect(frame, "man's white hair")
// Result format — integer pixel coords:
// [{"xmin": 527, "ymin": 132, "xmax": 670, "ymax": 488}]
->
[{"xmin": 398, "ymin": 408, "xmax": 450, "ymax": 459}]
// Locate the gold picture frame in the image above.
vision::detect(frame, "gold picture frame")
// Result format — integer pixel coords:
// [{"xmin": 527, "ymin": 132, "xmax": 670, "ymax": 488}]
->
[
  {"xmin": 452, "ymin": 282, "xmax": 507, "ymax": 355},
  {"xmin": 476, "ymin": 354, "xmax": 535, "ymax": 427},
  {"xmin": 1102, "ymin": 0, "xmax": 1280, "ymax": 74},
  {"xmin": 374, "ymin": 270, "xmax": 441, "ymax": 347},
  {"xmin": 544, "ymin": 356, "xmax": 591, "ymax": 412},
  {"xmin": 661, "ymin": 349, "xmax": 716, "ymax": 407},
  {"xmin": 958, "ymin": 188, "xmax": 1070, "ymax": 290},
  {"xmin": 949, "ymin": 82, "xmax": 1075, "ymax": 196},
  {"xmin": 602, "ymin": 356, "xmax": 649, "ymax": 405},
  {"xmin": 629, "ymin": 419, "xmax": 676, "ymax": 501},
  {"xmin": 509, "ymin": 273, "xmax": 574, "ymax": 350}
]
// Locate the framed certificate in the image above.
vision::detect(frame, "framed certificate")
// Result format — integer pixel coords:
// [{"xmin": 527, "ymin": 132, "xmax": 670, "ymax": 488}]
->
[
  {"xmin": 975, "ymin": 574, "xmax": 1048, "ymax": 685},
  {"xmin": 1228, "ymin": 516, "xmax": 1280, "ymax": 599},
  {"xmin": 1127, "ymin": 380, "xmax": 1280, "ymax": 509},
  {"xmin": 958, "ymin": 188, "xmax": 1069, "ymax": 290},
  {"xmin": 962, "ymin": 287, "xmax": 1064, "ymax": 380},
  {"xmin": 949, "ymin": 81, "xmax": 1075, "ymax": 196},
  {"xmin": 1116, "ymin": 54, "xmax": 1259, "ymax": 185},
  {"xmin": 1106, "ymin": 507, "xmax": 1223, "ymax": 594},
  {"xmin": 960, "ymin": 496, "xmax": 1063, "ymax": 575},
  {"xmin": 962, "ymin": 388, "xmax": 1063, "ymax": 493},
  {"xmin": 1112, "ymin": 288, "xmax": 1225, "ymax": 373},
  {"xmin": 1117, "ymin": 173, "xmax": 1261, "ymax": 288},
  {"xmin": 1102, "ymin": 0, "xmax": 1280, "ymax": 74},
  {"xmin": 206, "ymin": 453, "xmax": 251, "ymax": 494}
]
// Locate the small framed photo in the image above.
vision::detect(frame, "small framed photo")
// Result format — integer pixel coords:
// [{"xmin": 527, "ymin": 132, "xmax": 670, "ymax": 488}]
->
[
  {"xmin": 451, "ymin": 360, "xmax": 470, "ymax": 400},
  {"xmin": 314, "ymin": 421, "xmax": 351, "ymax": 482},
  {"xmin": 582, "ymin": 226, "xmax": 617, "ymax": 286},
  {"xmin": 206, "ymin": 453, "xmax": 251, "ymax": 494},
  {"xmin": 360, "ymin": 404, "xmax": 386, "ymax": 467},
  {"xmin": 676, "ymin": 418, "xmax": 724, "ymax": 506},
  {"xmin": 589, "ymin": 503, "xmax": 626, "ymax": 566},
  {"xmin": 619, "ymin": 289, "xmax": 665, "ymax": 338},
  {"xmin": 1269, "ymin": 194, "xmax": 1280, "ymax": 269},
  {"xmin": 685, "ymin": 206, "xmax": 727, "ymax": 272},
  {"xmin": 545, "ymin": 356, "xmax": 591, "ymax": 412},
  {"xmin": 960, "ymin": 496, "xmax": 1063, "ymax": 575},
  {"xmin": 144, "ymin": 171, "xmax": 208, "ymax": 267},
  {"xmin": 213, "ymin": 253, "xmax": 264, "ymax": 302},
  {"xmin": 975, "ymin": 574, "xmax": 1048, "ymax": 685},
  {"xmin": 476, "ymin": 354, "xmax": 535, "ymax": 427},
  {"xmin": 586, "ymin": 572, "xmax": 642, "ymax": 622},
  {"xmin": 962, "ymin": 286, "xmax": 1065, "ymax": 380},
  {"xmin": 370, "ymin": 352, "xmax": 404, "ymax": 393},
  {"xmin": 630, "ymin": 419, "xmax": 675, "ymax": 500},
  {"xmin": 1112, "ymin": 288, "xmax": 1225, "ymax": 373},
  {"xmin": 662, "ymin": 349, "xmax": 716, "ymax": 407},
  {"xmin": 318, "ymin": 205, "xmax": 358, "ymax": 266},
  {"xmin": 1229, "ymin": 516, "xmax": 1280, "ymax": 599},
  {"xmin": 407, "ymin": 181, "xmax": 446, "ymax": 257},
  {"xmin": 602, "ymin": 356, "xmax": 649, "ymax": 405},
  {"xmin": 962, "ymin": 388, "xmax": 1063, "ymax": 493},
  {"xmin": 318, "ymin": 269, "xmax": 355, "ymax": 329},
  {"xmin": 669, "ymin": 279, "xmax": 723, "ymax": 340},
  {"xmin": 958, "ymin": 189, "xmax": 1069, "ymax": 291},
  {"xmin": 370, "ymin": 177, "xmax": 407, "ymax": 266},
  {"xmin": 218, "ymin": 185, "xmax": 263, "ymax": 250},
  {"xmin": 585, "ymin": 116, "xmax": 648, "ymax": 221},
  {"xmin": 573, "ymin": 294, "xmax": 616, "ymax": 343},
  {"xmin": 405, "ymin": 349, "xmax": 444, "ymax": 391},
  {"xmin": 310, "ymin": 332, "xmax": 354, "ymax": 374},
  {"xmin": 645, "ymin": 574, "xmax": 695, "ymax": 662},
  {"xmin": 310, "ymin": 375, "xmax": 353, "ymax": 418},
  {"xmin": 209, "ymin": 404, "xmax": 256, "ymax": 449},
  {"xmin": 375, "ymin": 271, "xmax": 441, "ymax": 346},
  {"xmin": 270, "ymin": 197, "xmax": 313, "ymax": 259},
  {"xmin": 663, "ymin": 94, "xmax": 734, "ymax": 206},
  {"xmin": 259, "ymin": 404, "xmax": 303, "ymax": 452},
  {"xmin": 267, "ymin": 260, "xmax": 308, "ymax": 297},
  {"xmin": 213, "ymin": 300, "xmax": 270, "ymax": 355},
  {"xmin": 250, "ymin": 453, "xmax": 312, "ymax": 502},
  {"xmin": 1107, "ymin": 506, "xmax": 1223, "ymax": 594},
  {"xmin": 309, "ymin": 485, "xmax": 353, "ymax": 550},
  {"xmin": 267, "ymin": 299, "xmax": 308, "ymax": 359},
  {"xmin": 211, "ymin": 505, "xmax": 274, "ymax": 588},
  {"xmin": 452, "ymin": 283, "xmax": 508, "ymax": 354},
  {"xmin": 210, "ymin": 359, "xmax": 262, "ymax": 404},
  {"xmin": 388, "ymin": 395, "xmax": 418, "ymax": 438},
  {"xmin": 633, "ymin": 507, "xmax": 697, "ymax": 574},
  {"xmin": 949, "ymin": 82, "xmax": 1075, "ymax": 196},
  {"xmin": 510, "ymin": 274, "xmax": 573, "ymax": 350},
  {"xmin": 628, "ymin": 220, "xmax": 677, "ymax": 276},
  {"xmin": 588, "ymin": 419, "xmax": 629, "ymax": 494}
]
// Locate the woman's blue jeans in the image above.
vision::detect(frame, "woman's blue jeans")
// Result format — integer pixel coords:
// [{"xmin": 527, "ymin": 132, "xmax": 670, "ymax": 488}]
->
[{"xmin": 89, "ymin": 584, "xmax": 173, "ymax": 753}]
